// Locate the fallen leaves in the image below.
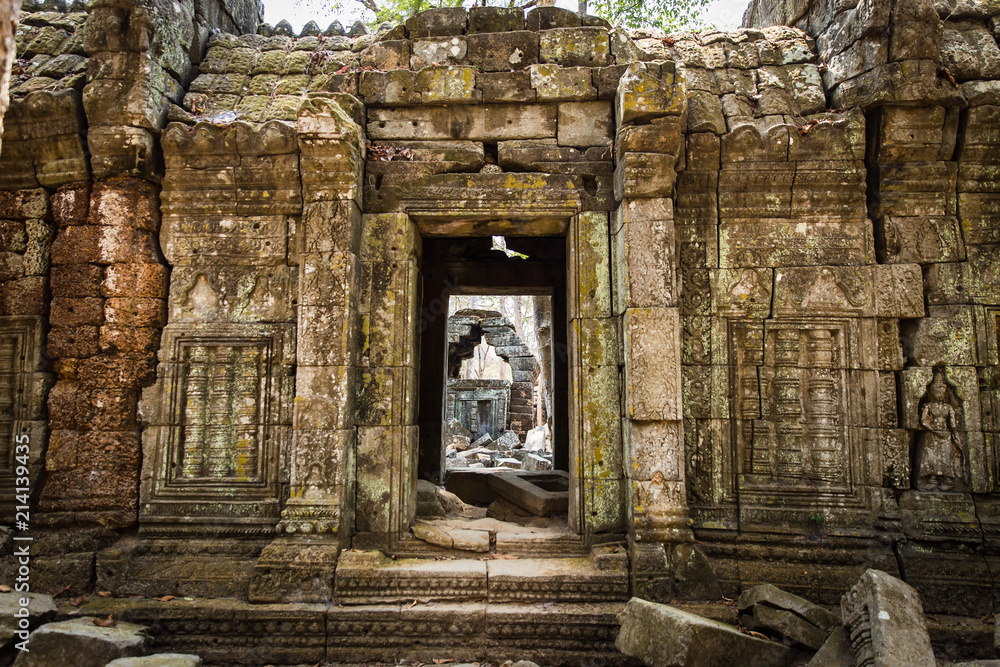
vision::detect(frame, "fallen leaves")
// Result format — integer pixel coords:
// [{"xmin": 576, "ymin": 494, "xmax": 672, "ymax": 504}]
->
[
  {"xmin": 96, "ymin": 591, "xmax": 113, "ymax": 598},
  {"xmin": 69, "ymin": 596, "xmax": 85, "ymax": 607},
  {"xmin": 0, "ymin": 585, "xmax": 11, "ymax": 593},
  {"xmin": 92, "ymin": 615, "xmax": 117, "ymax": 628},
  {"xmin": 156, "ymin": 595, "xmax": 177, "ymax": 602}
]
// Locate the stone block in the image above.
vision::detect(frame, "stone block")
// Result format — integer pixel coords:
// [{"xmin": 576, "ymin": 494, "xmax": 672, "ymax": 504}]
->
[
  {"xmin": 941, "ymin": 20, "xmax": 1000, "ymax": 81},
  {"xmin": 874, "ymin": 264, "xmax": 924, "ymax": 318},
  {"xmin": 50, "ymin": 297, "xmax": 103, "ymax": 327},
  {"xmin": 360, "ymin": 212, "xmax": 421, "ymax": 264},
  {"xmin": 773, "ymin": 266, "xmax": 876, "ymax": 318},
  {"xmin": 841, "ymin": 569, "xmax": 935, "ymax": 667},
  {"xmin": 356, "ymin": 366, "xmax": 416, "ymax": 427},
  {"xmin": 904, "ymin": 305, "xmax": 978, "ymax": 366},
  {"xmin": 687, "ymin": 90, "xmax": 726, "ymax": 134},
  {"xmin": 719, "ymin": 219, "xmax": 874, "ymax": 268},
  {"xmin": 367, "ymin": 104, "xmax": 557, "ymax": 141},
  {"xmin": 406, "ymin": 7, "xmax": 468, "ymax": 37},
  {"xmin": 529, "ymin": 64, "xmax": 597, "ymax": 102},
  {"xmin": 2, "ymin": 277, "xmax": 48, "ymax": 316},
  {"xmin": 469, "ymin": 6, "xmax": 524, "ymax": 32},
  {"xmin": 0, "ymin": 591, "xmax": 56, "ymax": 649},
  {"xmin": 539, "ymin": 27, "xmax": 610, "ymax": 67},
  {"xmin": 574, "ymin": 364, "xmax": 622, "ymax": 481},
  {"xmin": 0, "ymin": 189, "xmax": 48, "ymax": 221},
  {"xmin": 557, "ymin": 101, "xmax": 612, "ymax": 148},
  {"xmin": 568, "ymin": 210, "xmax": 611, "ymax": 319},
  {"xmin": 12, "ymin": 618, "xmax": 147, "ymax": 667},
  {"xmin": 363, "ymin": 260, "xmax": 420, "ymax": 369},
  {"xmin": 624, "ymin": 419, "xmax": 683, "ymax": 482},
  {"xmin": 624, "ymin": 308, "xmax": 681, "ymax": 421},
  {"xmin": 616, "ymin": 119, "xmax": 684, "ymax": 161},
  {"xmin": 614, "ymin": 152, "xmax": 678, "ymax": 200},
  {"xmin": 417, "ymin": 66, "xmax": 481, "ymax": 104},
  {"xmin": 616, "ymin": 597, "xmax": 791, "ymax": 667},
  {"xmin": 293, "ymin": 366, "xmax": 356, "ymax": 431},
  {"xmin": 101, "ymin": 263, "xmax": 168, "ymax": 298},
  {"xmin": 361, "ymin": 40, "xmax": 410, "ymax": 70},
  {"xmin": 879, "ymin": 105, "xmax": 953, "ymax": 162},
  {"xmin": 612, "ymin": 199, "xmax": 676, "ymax": 312},
  {"xmin": 48, "ymin": 325, "xmax": 100, "ymax": 358},
  {"xmin": 616, "ymin": 61, "xmax": 685, "ymax": 126},
  {"xmin": 99, "ymin": 327, "xmax": 161, "ymax": 355},
  {"xmin": 876, "ymin": 215, "xmax": 965, "ymax": 264},
  {"xmin": 104, "ymin": 298, "xmax": 166, "ymax": 328},
  {"xmin": 478, "ymin": 70, "xmax": 535, "ymax": 102},
  {"xmin": 570, "ymin": 318, "xmax": 620, "ymax": 368},
  {"xmin": 466, "ymin": 31, "xmax": 538, "ymax": 71},
  {"xmin": 297, "ymin": 305, "xmax": 358, "ymax": 367},
  {"xmin": 302, "ymin": 200, "xmax": 361, "ymax": 255}
]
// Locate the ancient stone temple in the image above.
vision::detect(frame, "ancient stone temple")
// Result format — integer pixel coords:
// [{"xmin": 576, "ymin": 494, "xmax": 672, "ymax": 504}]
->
[{"xmin": 0, "ymin": 0, "xmax": 998, "ymax": 662}]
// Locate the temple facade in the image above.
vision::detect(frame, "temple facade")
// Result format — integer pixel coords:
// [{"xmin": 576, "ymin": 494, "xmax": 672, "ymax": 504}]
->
[{"xmin": 0, "ymin": 0, "xmax": 998, "ymax": 661}]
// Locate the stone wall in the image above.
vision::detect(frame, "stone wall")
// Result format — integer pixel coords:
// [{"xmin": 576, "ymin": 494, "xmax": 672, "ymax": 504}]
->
[{"xmin": 0, "ymin": 0, "xmax": 997, "ymax": 624}]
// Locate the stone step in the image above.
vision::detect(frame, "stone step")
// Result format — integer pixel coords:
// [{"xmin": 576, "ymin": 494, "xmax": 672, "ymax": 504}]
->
[
  {"xmin": 335, "ymin": 545, "xmax": 628, "ymax": 606},
  {"xmin": 71, "ymin": 596, "xmax": 628, "ymax": 666}
]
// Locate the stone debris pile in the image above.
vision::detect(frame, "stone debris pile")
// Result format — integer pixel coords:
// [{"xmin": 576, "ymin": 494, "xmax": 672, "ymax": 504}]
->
[
  {"xmin": 446, "ymin": 423, "xmax": 553, "ymax": 472},
  {"xmin": 617, "ymin": 569, "xmax": 953, "ymax": 667}
]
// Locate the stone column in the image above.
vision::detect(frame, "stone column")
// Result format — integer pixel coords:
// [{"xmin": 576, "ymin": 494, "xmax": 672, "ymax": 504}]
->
[
  {"xmin": 567, "ymin": 209, "xmax": 623, "ymax": 537},
  {"xmin": 250, "ymin": 97, "xmax": 364, "ymax": 602},
  {"xmin": 355, "ymin": 211, "xmax": 420, "ymax": 543},
  {"xmin": 613, "ymin": 61, "xmax": 716, "ymax": 600}
]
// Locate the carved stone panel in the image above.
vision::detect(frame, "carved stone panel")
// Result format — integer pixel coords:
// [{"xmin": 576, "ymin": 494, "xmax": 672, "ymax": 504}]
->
[
  {"xmin": 727, "ymin": 318, "xmax": 874, "ymax": 532},
  {"xmin": 0, "ymin": 317, "xmax": 50, "ymax": 521},
  {"xmin": 140, "ymin": 324, "xmax": 295, "ymax": 537}
]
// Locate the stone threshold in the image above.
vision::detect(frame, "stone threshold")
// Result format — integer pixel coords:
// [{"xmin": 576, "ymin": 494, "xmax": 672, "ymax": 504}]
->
[
  {"xmin": 334, "ymin": 546, "xmax": 629, "ymax": 605},
  {"xmin": 60, "ymin": 597, "xmax": 635, "ymax": 666}
]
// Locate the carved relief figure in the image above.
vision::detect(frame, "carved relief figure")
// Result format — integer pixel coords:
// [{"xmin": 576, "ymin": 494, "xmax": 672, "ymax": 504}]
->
[{"xmin": 914, "ymin": 370, "xmax": 967, "ymax": 492}]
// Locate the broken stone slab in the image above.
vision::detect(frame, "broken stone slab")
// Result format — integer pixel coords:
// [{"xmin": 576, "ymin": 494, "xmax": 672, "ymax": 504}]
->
[
  {"xmin": 738, "ymin": 584, "xmax": 840, "ymax": 630},
  {"xmin": 841, "ymin": 569, "xmax": 935, "ymax": 667},
  {"xmin": 471, "ymin": 433, "xmax": 493, "ymax": 449},
  {"xmin": 411, "ymin": 520, "xmax": 490, "ymax": 552},
  {"xmin": 520, "ymin": 453, "xmax": 553, "ymax": 471},
  {"xmin": 13, "ymin": 618, "xmax": 148, "ymax": 667},
  {"xmin": 806, "ymin": 626, "xmax": 851, "ymax": 667},
  {"xmin": 495, "ymin": 430, "xmax": 521, "ymax": 451},
  {"xmin": 616, "ymin": 597, "xmax": 791, "ymax": 666},
  {"xmin": 0, "ymin": 592, "xmax": 56, "ymax": 649},
  {"xmin": 105, "ymin": 655, "xmax": 203, "ymax": 667},
  {"xmin": 742, "ymin": 602, "xmax": 829, "ymax": 651},
  {"xmin": 495, "ymin": 457, "xmax": 522, "ymax": 469},
  {"xmin": 525, "ymin": 426, "xmax": 546, "ymax": 451}
]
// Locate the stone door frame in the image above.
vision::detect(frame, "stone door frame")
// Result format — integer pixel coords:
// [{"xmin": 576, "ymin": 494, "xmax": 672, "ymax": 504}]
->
[{"xmin": 354, "ymin": 199, "xmax": 625, "ymax": 551}]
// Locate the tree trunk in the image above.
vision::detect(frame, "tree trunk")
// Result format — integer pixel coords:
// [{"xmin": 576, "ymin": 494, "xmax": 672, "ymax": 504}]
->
[
  {"xmin": 0, "ymin": 0, "xmax": 20, "ymax": 156},
  {"xmin": 578, "ymin": 0, "xmax": 588, "ymax": 15}
]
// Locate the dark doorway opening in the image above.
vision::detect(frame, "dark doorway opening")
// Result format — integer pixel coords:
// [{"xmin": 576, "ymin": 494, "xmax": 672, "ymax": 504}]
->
[{"xmin": 417, "ymin": 237, "xmax": 569, "ymax": 488}]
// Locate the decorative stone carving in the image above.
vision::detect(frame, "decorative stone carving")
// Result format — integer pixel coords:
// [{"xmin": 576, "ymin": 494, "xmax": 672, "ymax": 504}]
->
[
  {"xmin": 0, "ymin": 317, "xmax": 50, "ymax": 522},
  {"xmin": 914, "ymin": 370, "xmax": 968, "ymax": 492},
  {"xmin": 140, "ymin": 323, "xmax": 294, "ymax": 537}
]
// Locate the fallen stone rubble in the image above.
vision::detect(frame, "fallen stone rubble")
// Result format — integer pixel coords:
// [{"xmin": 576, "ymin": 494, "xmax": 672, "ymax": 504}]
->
[
  {"xmin": 446, "ymin": 423, "xmax": 553, "ymax": 472},
  {"xmin": 617, "ymin": 569, "xmax": 991, "ymax": 667}
]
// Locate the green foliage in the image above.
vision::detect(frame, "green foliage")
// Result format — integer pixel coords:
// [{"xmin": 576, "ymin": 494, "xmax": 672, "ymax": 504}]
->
[
  {"xmin": 809, "ymin": 512, "xmax": 826, "ymax": 527},
  {"xmin": 589, "ymin": 0, "xmax": 710, "ymax": 32}
]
